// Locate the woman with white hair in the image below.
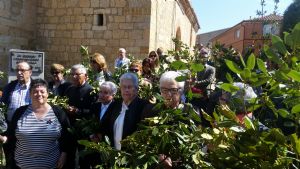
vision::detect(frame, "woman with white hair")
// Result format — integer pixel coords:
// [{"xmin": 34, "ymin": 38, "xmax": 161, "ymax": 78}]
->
[
  {"xmin": 141, "ymin": 71, "xmax": 201, "ymax": 168},
  {"xmin": 100, "ymin": 73, "xmax": 148, "ymax": 150}
]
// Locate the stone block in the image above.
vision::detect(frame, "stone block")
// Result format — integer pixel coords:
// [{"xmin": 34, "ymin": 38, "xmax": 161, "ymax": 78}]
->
[
  {"xmin": 99, "ymin": 0, "xmax": 110, "ymax": 8},
  {"xmin": 56, "ymin": 9, "xmax": 67, "ymax": 16},
  {"xmin": 91, "ymin": 0, "xmax": 100, "ymax": 7},
  {"xmin": 57, "ymin": 0, "xmax": 66, "ymax": 8},
  {"xmin": 120, "ymin": 39, "xmax": 134, "ymax": 46},
  {"xmin": 49, "ymin": 17, "xmax": 58, "ymax": 23},
  {"xmin": 83, "ymin": 8, "xmax": 94, "ymax": 15},
  {"xmin": 107, "ymin": 23, "xmax": 119, "ymax": 30},
  {"xmin": 114, "ymin": 16, "xmax": 125, "ymax": 23},
  {"xmin": 67, "ymin": 9, "xmax": 73, "ymax": 15},
  {"xmin": 73, "ymin": 8, "xmax": 82, "ymax": 15},
  {"xmin": 81, "ymin": 23, "xmax": 92, "ymax": 30},
  {"xmin": 74, "ymin": 23, "xmax": 81, "ymax": 30},
  {"xmin": 115, "ymin": 0, "xmax": 126, "ymax": 7},
  {"xmin": 79, "ymin": 0, "xmax": 90, "ymax": 7},
  {"xmin": 52, "ymin": 0, "xmax": 58, "ymax": 8},
  {"xmin": 92, "ymin": 26, "xmax": 107, "ymax": 31},
  {"xmin": 103, "ymin": 30, "xmax": 112, "ymax": 39},
  {"xmin": 57, "ymin": 24, "xmax": 67, "ymax": 30},
  {"xmin": 76, "ymin": 16, "xmax": 86, "ymax": 23},
  {"xmin": 72, "ymin": 30, "xmax": 85, "ymax": 38},
  {"xmin": 45, "ymin": 9, "xmax": 55, "ymax": 16},
  {"xmin": 66, "ymin": 23, "xmax": 74, "ymax": 29},
  {"xmin": 105, "ymin": 9, "xmax": 111, "ymax": 14},
  {"xmin": 111, "ymin": 8, "xmax": 118, "ymax": 14},
  {"xmin": 86, "ymin": 31, "xmax": 94, "ymax": 38},
  {"xmin": 108, "ymin": 39, "xmax": 120, "ymax": 47},
  {"xmin": 119, "ymin": 23, "xmax": 133, "ymax": 30},
  {"xmin": 45, "ymin": 24, "xmax": 56, "ymax": 30}
]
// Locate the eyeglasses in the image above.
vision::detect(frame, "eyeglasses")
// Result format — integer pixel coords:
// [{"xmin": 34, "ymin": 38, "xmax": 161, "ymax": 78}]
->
[
  {"xmin": 129, "ymin": 68, "xmax": 140, "ymax": 73},
  {"xmin": 16, "ymin": 69, "xmax": 30, "ymax": 73},
  {"xmin": 160, "ymin": 87, "xmax": 180, "ymax": 94}
]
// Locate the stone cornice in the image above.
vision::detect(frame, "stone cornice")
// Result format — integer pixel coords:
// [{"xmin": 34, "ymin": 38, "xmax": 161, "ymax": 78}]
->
[{"xmin": 177, "ymin": 0, "xmax": 200, "ymax": 32}]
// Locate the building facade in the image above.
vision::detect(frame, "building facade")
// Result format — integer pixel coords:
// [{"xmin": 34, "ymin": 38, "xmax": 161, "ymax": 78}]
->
[
  {"xmin": 210, "ymin": 14, "xmax": 282, "ymax": 55},
  {"xmin": 0, "ymin": 0, "xmax": 199, "ymax": 81}
]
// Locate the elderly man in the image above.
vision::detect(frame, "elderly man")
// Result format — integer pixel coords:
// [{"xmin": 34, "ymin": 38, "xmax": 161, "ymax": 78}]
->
[
  {"xmin": 1, "ymin": 61, "xmax": 32, "ymax": 123},
  {"xmin": 63, "ymin": 64, "xmax": 97, "ymax": 169},
  {"xmin": 64, "ymin": 64, "xmax": 97, "ymax": 122},
  {"xmin": 90, "ymin": 81, "xmax": 117, "ymax": 124},
  {"xmin": 114, "ymin": 48, "xmax": 130, "ymax": 69},
  {"xmin": 101, "ymin": 73, "xmax": 148, "ymax": 150}
]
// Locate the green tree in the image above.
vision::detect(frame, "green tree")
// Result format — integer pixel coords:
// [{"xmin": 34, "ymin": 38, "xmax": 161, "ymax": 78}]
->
[{"xmin": 282, "ymin": 0, "xmax": 300, "ymax": 34}]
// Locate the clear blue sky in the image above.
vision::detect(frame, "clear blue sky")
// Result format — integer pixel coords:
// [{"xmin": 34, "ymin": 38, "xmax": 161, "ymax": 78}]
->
[{"xmin": 191, "ymin": 0, "xmax": 294, "ymax": 34}]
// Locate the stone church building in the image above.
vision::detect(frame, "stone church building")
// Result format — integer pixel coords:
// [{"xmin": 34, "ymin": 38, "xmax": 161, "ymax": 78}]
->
[{"xmin": 0, "ymin": 0, "xmax": 199, "ymax": 75}]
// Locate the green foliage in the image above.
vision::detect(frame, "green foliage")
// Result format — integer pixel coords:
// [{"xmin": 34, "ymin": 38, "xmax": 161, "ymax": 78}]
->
[
  {"xmin": 282, "ymin": 0, "xmax": 300, "ymax": 35},
  {"xmin": 79, "ymin": 25, "xmax": 300, "ymax": 168}
]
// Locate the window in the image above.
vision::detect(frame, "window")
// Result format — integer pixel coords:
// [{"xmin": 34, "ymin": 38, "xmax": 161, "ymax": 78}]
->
[
  {"xmin": 235, "ymin": 29, "xmax": 240, "ymax": 39},
  {"xmin": 97, "ymin": 14, "xmax": 104, "ymax": 26},
  {"xmin": 93, "ymin": 9, "xmax": 107, "ymax": 30},
  {"xmin": 263, "ymin": 23, "xmax": 280, "ymax": 36}
]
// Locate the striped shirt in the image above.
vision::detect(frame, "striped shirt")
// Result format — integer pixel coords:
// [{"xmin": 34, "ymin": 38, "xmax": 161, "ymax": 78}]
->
[
  {"xmin": 7, "ymin": 81, "xmax": 31, "ymax": 122},
  {"xmin": 15, "ymin": 106, "xmax": 62, "ymax": 169}
]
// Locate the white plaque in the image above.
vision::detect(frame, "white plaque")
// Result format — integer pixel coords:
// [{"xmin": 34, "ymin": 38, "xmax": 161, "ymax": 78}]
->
[{"xmin": 8, "ymin": 49, "xmax": 45, "ymax": 82}]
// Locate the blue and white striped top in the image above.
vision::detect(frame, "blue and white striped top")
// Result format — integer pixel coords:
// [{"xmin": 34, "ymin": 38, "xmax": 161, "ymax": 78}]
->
[{"xmin": 15, "ymin": 105, "xmax": 62, "ymax": 169}]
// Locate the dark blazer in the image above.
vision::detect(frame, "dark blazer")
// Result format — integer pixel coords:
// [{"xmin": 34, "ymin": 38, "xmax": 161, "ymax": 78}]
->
[
  {"xmin": 48, "ymin": 80, "xmax": 72, "ymax": 96},
  {"xmin": 101, "ymin": 97, "xmax": 148, "ymax": 147},
  {"xmin": 0, "ymin": 80, "xmax": 19, "ymax": 105},
  {"xmin": 90, "ymin": 100, "xmax": 115, "ymax": 125}
]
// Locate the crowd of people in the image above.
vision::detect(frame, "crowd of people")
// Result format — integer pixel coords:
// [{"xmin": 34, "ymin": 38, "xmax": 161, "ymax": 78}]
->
[{"xmin": 0, "ymin": 45, "xmax": 265, "ymax": 169}]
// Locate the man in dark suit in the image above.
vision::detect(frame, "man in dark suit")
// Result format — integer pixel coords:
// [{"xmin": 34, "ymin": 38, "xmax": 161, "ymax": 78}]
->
[
  {"xmin": 101, "ymin": 73, "xmax": 148, "ymax": 150},
  {"xmin": 90, "ymin": 81, "xmax": 117, "ymax": 125}
]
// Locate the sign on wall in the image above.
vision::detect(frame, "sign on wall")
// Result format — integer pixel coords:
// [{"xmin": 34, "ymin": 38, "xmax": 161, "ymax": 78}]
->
[{"xmin": 8, "ymin": 49, "xmax": 44, "ymax": 82}]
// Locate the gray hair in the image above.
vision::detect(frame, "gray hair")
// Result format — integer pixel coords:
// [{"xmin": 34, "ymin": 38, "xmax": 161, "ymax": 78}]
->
[
  {"xmin": 100, "ymin": 81, "xmax": 118, "ymax": 95},
  {"xmin": 119, "ymin": 48, "xmax": 126, "ymax": 53},
  {"xmin": 160, "ymin": 71, "xmax": 185, "ymax": 92},
  {"xmin": 71, "ymin": 64, "xmax": 87, "ymax": 74},
  {"xmin": 120, "ymin": 72, "xmax": 139, "ymax": 89}
]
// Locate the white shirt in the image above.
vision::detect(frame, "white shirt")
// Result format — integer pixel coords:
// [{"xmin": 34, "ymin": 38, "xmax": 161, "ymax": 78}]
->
[
  {"xmin": 99, "ymin": 101, "xmax": 112, "ymax": 121},
  {"xmin": 113, "ymin": 102, "xmax": 128, "ymax": 150}
]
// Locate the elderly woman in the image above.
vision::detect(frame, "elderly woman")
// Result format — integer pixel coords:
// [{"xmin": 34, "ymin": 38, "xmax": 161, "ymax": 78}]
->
[
  {"xmin": 101, "ymin": 73, "xmax": 148, "ymax": 150},
  {"xmin": 48, "ymin": 63, "xmax": 72, "ymax": 96},
  {"xmin": 141, "ymin": 71, "xmax": 201, "ymax": 168},
  {"xmin": 142, "ymin": 71, "xmax": 189, "ymax": 117},
  {"xmin": 90, "ymin": 53, "xmax": 113, "ymax": 85},
  {"xmin": 0, "ymin": 79, "xmax": 71, "ymax": 169}
]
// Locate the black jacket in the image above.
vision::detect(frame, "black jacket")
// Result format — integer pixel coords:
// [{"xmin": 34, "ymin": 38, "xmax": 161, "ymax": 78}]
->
[{"xmin": 100, "ymin": 97, "xmax": 148, "ymax": 147}]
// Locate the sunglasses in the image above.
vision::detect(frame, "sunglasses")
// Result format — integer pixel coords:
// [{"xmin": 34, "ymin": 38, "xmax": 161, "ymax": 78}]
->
[
  {"xmin": 129, "ymin": 68, "xmax": 140, "ymax": 73},
  {"xmin": 149, "ymin": 55, "xmax": 156, "ymax": 58}
]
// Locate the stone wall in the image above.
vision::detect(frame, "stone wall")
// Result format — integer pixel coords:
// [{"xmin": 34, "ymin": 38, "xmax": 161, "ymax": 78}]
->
[
  {"xmin": 149, "ymin": 0, "xmax": 198, "ymax": 53},
  {"xmin": 0, "ymin": 0, "xmax": 37, "ymax": 76},
  {"xmin": 36, "ymin": 0, "xmax": 152, "ymax": 73},
  {"xmin": 0, "ymin": 0, "xmax": 199, "ymax": 82}
]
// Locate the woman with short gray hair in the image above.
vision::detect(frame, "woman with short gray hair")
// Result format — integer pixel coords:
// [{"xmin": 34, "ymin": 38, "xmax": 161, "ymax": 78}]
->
[{"xmin": 100, "ymin": 72, "xmax": 148, "ymax": 151}]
